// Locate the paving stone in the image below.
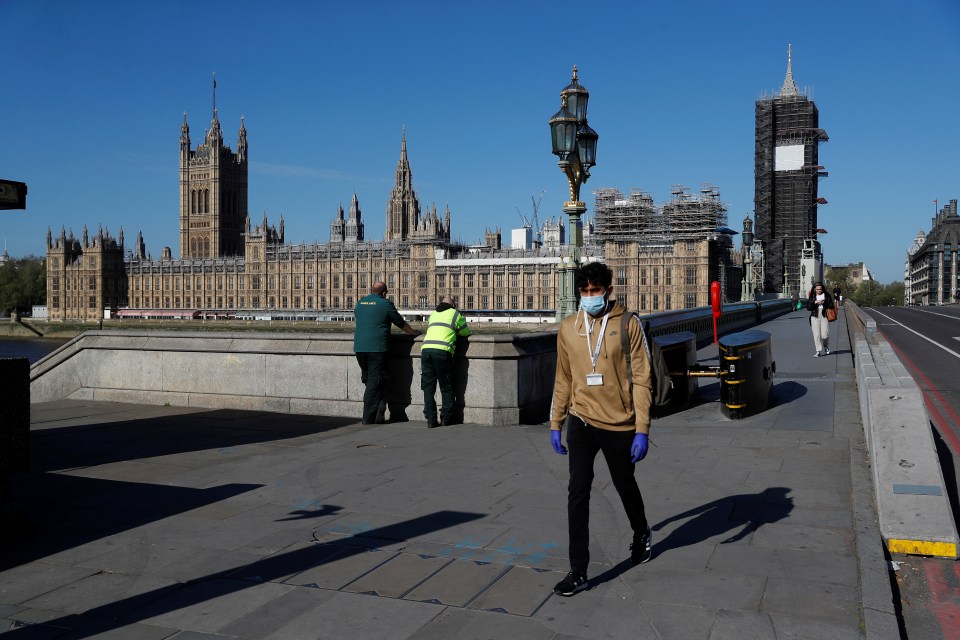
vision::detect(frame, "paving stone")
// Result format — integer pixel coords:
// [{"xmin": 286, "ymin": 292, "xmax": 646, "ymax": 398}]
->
[
  {"xmin": 749, "ymin": 521, "xmax": 854, "ymax": 554},
  {"xmin": 768, "ymin": 612, "xmax": 861, "ymax": 640},
  {"xmin": 217, "ymin": 586, "xmax": 336, "ymax": 639},
  {"xmin": 466, "ymin": 566, "xmax": 557, "ymax": 616},
  {"xmin": 259, "ymin": 590, "xmax": 439, "ymax": 640},
  {"xmin": 404, "ymin": 559, "xmax": 506, "ymax": 606},
  {"xmin": 284, "ymin": 548, "xmax": 396, "ymax": 590},
  {"xmin": 76, "ymin": 539, "xmax": 260, "ymax": 583},
  {"xmin": 640, "ymin": 602, "xmax": 717, "ymax": 640},
  {"xmin": 21, "ymin": 572, "xmax": 179, "ymax": 617},
  {"xmin": 761, "ymin": 576, "xmax": 860, "ymax": 625},
  {"xmin": 0, "ymin": 619, "xmax": 68, "ymax": 639},
  {"xmin": 342, "ymin": 552, "xmax": 450, "ymax": 598},
  {"xmin": 57, "ymin": 621, "xmax": 181, "ymax": 639},
  {"xmin": 707, "ymin": 544, "xmax": 858, "ymax": 586},
  {"xmin": 408, "ymin": 607, "xmax": 555, "ymax": 640},
  {"xmin": 130, "ymin": 578, "xmax": 292, "ymax": 634},
  {"xmin": 0, "ymin": 563, "xmax": 98, "ymax": 606},
  {"xmin": 625, "ymin": 567, "xmax": 766, "ymax": 610},
  {"xmin": 535, "ymin": 591, "xmax": 660, "ymax": 639},
  {"xmin": 706, "ymin": 608, "xmax": 776, "ymax": 640}
]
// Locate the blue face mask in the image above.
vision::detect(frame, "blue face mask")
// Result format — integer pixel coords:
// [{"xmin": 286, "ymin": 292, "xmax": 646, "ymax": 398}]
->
[{"xmin": 580, "ymin": 293, "xmax": 608, "ymax": 316}]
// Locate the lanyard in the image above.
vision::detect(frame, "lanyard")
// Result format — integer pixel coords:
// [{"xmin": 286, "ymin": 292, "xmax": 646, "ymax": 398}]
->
[{"xmin": 584, "ymin": 309, "xmax": 610, "ymax": 372}]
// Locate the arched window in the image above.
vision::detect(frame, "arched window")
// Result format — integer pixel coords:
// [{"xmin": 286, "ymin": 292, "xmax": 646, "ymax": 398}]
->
[
  {"xmin": 190, "ymin": 238, "xmax": 197, "ymax": 256},
  {"xmin": 204, "ymin": 190, "xmax": 210, "ymax": 213},
  {"xmin": 190, "ymin": 191, "xmax": 195, "ymax": 214},
  {"xmin": 204, "ymin": 238, "xmax": 210, "ymax": 257}
]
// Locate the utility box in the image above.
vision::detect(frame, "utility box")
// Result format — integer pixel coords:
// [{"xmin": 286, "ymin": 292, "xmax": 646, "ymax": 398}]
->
[
  {"xmin": 719, "ymin": 330, "xmax": 775, "ymax": 419},
  {"xmin": 653, "ymin": 331, "xmax": 697, "ymax": 409}
]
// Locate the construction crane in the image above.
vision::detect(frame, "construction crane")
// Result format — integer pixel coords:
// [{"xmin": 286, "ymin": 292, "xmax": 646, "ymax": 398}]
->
[{"xmin": 515, "ymin": 191, "xmax": 545, "ymax": 246}]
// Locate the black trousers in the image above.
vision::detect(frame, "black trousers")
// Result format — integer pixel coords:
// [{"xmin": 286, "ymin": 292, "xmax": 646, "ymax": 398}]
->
[
  {"xmin": 356, "ymin": 352, "xmax": 387, "ymax": 424},
  {"xmin": 566, "ymin": 416, "xmax": 648, "ymax": 574},
  {"xmin": 421, "ymin": 349, "xmax": 454, "ymax": 424}
]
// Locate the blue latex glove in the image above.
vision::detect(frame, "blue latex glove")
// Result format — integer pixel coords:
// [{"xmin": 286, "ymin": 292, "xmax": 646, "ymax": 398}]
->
[
  {"xmin": 630, "ymin": 433, "xmax": 649, "ymax": 463},
  {"xmin": 551, "ymin": 429, "xmax": 568, "ymax": 455}
]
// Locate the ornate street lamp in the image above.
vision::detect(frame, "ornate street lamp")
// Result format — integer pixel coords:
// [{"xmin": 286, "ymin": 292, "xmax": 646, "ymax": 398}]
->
[{"xmin": 549, "ymin": 65, "xmax": 598, "ymax": 320}]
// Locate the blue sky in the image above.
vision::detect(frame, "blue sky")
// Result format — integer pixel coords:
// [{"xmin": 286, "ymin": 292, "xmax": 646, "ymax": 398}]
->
[{"xmin": 2, "ymin": 0, "xmax": 959, "ymax": 284}]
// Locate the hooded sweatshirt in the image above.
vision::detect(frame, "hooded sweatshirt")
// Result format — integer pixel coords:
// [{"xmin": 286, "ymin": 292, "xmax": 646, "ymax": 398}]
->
[{"xmin": 550, "ymin": 301, "xmax": 653, "ymax": 434}]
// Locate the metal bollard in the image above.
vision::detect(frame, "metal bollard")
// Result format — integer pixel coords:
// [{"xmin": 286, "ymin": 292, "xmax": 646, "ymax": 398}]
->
[
  {"xmin": 653, "ymin": 331, "xmax": 697, "ymax": 408},
  {"xmin": 719, "ymin": 330, "xmax": 775, "ymax": 419}
]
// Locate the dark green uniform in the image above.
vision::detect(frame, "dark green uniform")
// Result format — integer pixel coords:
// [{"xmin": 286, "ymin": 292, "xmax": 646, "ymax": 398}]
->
[
  {"xmin": 420, "ymin": 305, "xmax": 471, "ymax": 427},
  {"xmin": 354, "ymin": 293, "xmax": 408, "ymax": 424}
]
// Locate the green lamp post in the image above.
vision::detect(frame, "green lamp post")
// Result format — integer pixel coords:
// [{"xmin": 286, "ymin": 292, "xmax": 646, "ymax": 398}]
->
[{"xmin": 549, "ymin": 65, "xmax": 598, "ymax": 321}]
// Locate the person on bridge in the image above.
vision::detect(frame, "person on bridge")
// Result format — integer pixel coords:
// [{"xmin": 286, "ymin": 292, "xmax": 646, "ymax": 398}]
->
[
  {"xmin": 353, "ymin": 281, "xmax": 420, "ymax": 424},
  {"xmin": 808, "ymin": 281, "xmax": 836, "ymax": 357},
  {"xmin": 420, "ymin": 296, "xmax": 471, "ymax": 428},
  {"xmin": 549, "ymin": 261, "xmax": 654, "ymax": 597},
  {"xmin": 833, "ymin": 284, "xmax": 843, "ymax": 308}
]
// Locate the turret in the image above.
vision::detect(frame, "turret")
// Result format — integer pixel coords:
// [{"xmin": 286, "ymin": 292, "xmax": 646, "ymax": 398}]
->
[
  {"xmin": 237, "ymin": 115, "xmax": 247, "ymax": 163},
  {"xmin": 180, "ymin": 112, "xmax": 190, "ymax": 159}
]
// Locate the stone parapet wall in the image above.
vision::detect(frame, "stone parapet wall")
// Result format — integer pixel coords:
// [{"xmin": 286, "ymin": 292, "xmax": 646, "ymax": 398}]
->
[{"xmin": 30, "ymin": 330, "xmax": 558, "ymax": 426}]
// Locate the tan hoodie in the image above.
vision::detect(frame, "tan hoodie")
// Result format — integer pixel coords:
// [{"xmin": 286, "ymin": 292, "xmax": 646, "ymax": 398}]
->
[{"xmin": 550, "ymin": 301, "xmax": 653, "ymax": 434}]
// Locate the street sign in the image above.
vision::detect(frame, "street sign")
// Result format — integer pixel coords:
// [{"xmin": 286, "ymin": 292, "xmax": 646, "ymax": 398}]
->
[{"xmin": 0, "ymin": 179, "xmax": 27, "ymax": 210}]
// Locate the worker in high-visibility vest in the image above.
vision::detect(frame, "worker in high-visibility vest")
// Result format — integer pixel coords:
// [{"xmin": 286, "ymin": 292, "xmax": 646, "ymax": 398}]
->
[{"xmin": 420, "ymin": 296, "xmax": 471, "ymax": 428}]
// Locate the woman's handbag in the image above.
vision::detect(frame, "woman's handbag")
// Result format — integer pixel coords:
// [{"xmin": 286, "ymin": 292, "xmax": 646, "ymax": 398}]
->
[{"xmin": 825, "ymin": 307, "xmax": 837, "ymax": 322}]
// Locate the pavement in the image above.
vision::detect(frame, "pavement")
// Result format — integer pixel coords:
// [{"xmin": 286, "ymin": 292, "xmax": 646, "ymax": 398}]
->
[{"xmin": 0, "ymin": 307, "xmax": 901, "ymax": 639}]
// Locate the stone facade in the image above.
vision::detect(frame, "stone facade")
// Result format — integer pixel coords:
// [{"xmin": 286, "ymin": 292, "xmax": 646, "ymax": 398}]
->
[
  {"xmin": 46, "ymin": 99, "xmax": 740, "ymax": 321},
  {"xmin": 906, "ymin": 199, "xmax": 959, "ymax": 305},
  {"xmin": 45, "ymin": 225, "xmax": 126, "ymax": 322}
]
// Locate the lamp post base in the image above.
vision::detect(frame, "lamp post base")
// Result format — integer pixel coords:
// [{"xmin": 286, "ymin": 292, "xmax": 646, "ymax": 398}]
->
[{"xmin": 555, "ymin": 201, "xmax": 587, "ymax": 322}]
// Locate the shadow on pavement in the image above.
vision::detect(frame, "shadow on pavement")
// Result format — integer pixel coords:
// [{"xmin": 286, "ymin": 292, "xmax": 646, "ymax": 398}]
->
[
  {"xmin": 1, "ymin": 410, "xmax": 360, "ymax": 570},
  {"xmin": 651, "ymin": 487, "xmax": 794, "ymax": 555},
  {"xmin": 29, "ymin": 409, "xmax": 360, "ymax": 473},
  {"xmin": 0, "ymin": 478, "xmax": 262, "ymax": 572},
  {"xmin": 2, "ymin": 510, "xmax": 483, "ymax": 639}
]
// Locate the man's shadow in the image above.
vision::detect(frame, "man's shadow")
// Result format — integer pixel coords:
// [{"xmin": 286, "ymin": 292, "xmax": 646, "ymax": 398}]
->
[
  {"xmin": 453, "ymin": 338, "xmax": 471, "ymax": 424},
  {"xmin": 590, "ymin": 487, "xmax": 793, "ymax": 589},
  {"xmin": 652, "ymin": 486, "xmax": 793, "ymax": 552},
  {"xmin": 386, "ymin": 335, "xmax": 417, "ymax": 422}
]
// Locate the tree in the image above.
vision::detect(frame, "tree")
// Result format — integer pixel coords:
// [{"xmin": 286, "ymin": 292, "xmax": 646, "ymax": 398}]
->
[{"xmin": 0, "ymin": 256, "xmax": 46, "ymax": 315}]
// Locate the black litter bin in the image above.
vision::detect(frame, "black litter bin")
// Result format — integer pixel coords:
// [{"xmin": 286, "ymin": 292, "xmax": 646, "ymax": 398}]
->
[
  {"xmin": 652, "ymin": 331, "xmax": 697, "ymax": 407},
  {"xmin": 719, "ymin": 330, "xmax": 775, "ymax": 419}
]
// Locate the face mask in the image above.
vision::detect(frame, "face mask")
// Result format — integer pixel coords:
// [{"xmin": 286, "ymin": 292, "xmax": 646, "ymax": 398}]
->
[{"xmin": 579, "ymin": 294, "xmax": 607, "ymax": 316}]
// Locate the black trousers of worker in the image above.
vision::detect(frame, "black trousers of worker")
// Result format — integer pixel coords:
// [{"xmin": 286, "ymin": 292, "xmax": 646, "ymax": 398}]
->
[
  {"xmin": 566, "ymin": 416, "xmax": 648, "ymax": 575},
  {"xmin": 356, "ymin": 352, "xmax": 388, "ymax": 424},
  {"xmin": 421, "ymin": 348, "xmax": 454, "ymax": 424}
]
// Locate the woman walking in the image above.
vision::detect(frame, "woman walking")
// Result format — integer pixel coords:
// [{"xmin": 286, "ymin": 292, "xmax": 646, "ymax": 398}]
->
[{"xmin": 808, "ymin": 281, "xmax": 835, "ymax": 357}]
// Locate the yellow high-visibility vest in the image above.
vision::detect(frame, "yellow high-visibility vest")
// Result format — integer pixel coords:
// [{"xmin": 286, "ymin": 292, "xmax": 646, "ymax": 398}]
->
[{"xmin": 421, "ymin": 307, "xmax": 470, "ymax": 354}]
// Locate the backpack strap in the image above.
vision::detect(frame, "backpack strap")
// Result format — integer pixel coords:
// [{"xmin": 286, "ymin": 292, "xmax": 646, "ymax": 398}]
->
[{"xmin": 621, "ymin": 309, "xmax": 649, "ymax": 412}]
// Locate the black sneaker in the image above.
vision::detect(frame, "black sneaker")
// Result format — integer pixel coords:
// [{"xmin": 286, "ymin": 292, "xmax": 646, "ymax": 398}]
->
[
  {"xmin": 630, "ymin": 526, "xmax": 653, "ymax": 565},
  {"xmin": 375, "ymin": 403, "xmax": 387, "ymax": 424},
  {"xmin": 553, "ymin": 571, "xmax": 588, "ymax": 596}
]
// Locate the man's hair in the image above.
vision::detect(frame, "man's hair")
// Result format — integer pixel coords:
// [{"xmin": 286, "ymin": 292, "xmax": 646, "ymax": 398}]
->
[
  {"xmin": 371, "ymin": 281, "xmax": 387, "ymax": 295},
  {"xmin": 576, "ymin": 262, "xmax": 613, "ymax": 290}
]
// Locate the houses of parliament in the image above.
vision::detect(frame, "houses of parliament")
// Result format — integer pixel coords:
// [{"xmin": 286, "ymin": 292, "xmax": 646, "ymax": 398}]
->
[{"xmin": 45, "ymin": 99, "xmax": 740, "ymax": 322}]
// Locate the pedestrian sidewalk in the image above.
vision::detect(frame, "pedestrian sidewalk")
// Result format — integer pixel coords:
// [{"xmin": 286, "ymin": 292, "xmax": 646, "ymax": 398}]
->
[{"xmin": 0, "ymin": 307, "xmax": 896, "ymax": 639}]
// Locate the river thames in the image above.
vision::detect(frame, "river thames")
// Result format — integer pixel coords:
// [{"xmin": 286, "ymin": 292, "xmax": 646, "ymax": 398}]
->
[{"xmin": 0, "ymin": 338, "xmax": 68, "ymax": 364}]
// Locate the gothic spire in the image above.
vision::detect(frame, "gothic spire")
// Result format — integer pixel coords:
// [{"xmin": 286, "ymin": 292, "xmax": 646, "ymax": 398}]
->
[
  {"xmin": 237, "ymin": 114, "xmax": 247, "ymax": 159},
  {"xmin": 396, "ymin": 128, "xmax": 412, "ymax": 190},
  {"xmin": 780, "ymin": 44, "xmax": 799, "ymax": 97}
]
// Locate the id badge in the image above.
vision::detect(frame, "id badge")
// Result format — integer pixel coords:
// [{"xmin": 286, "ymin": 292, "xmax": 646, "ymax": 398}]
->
[{"xmin": 586, "ymin": 373, "xmax": 604, "ymax": 386}]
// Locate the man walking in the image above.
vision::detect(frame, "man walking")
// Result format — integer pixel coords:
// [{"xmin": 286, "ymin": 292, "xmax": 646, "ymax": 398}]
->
[
  {"xmin": 420, "ymin": 296, "xmax": 471, "ymax": 428},
  {"xmin": 354, "ymin": 281, "xmax": 419, "ymax": 425},
  {"xmin": 549, "ymin": 262, "xmax": 654, "ymax": 596}
]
